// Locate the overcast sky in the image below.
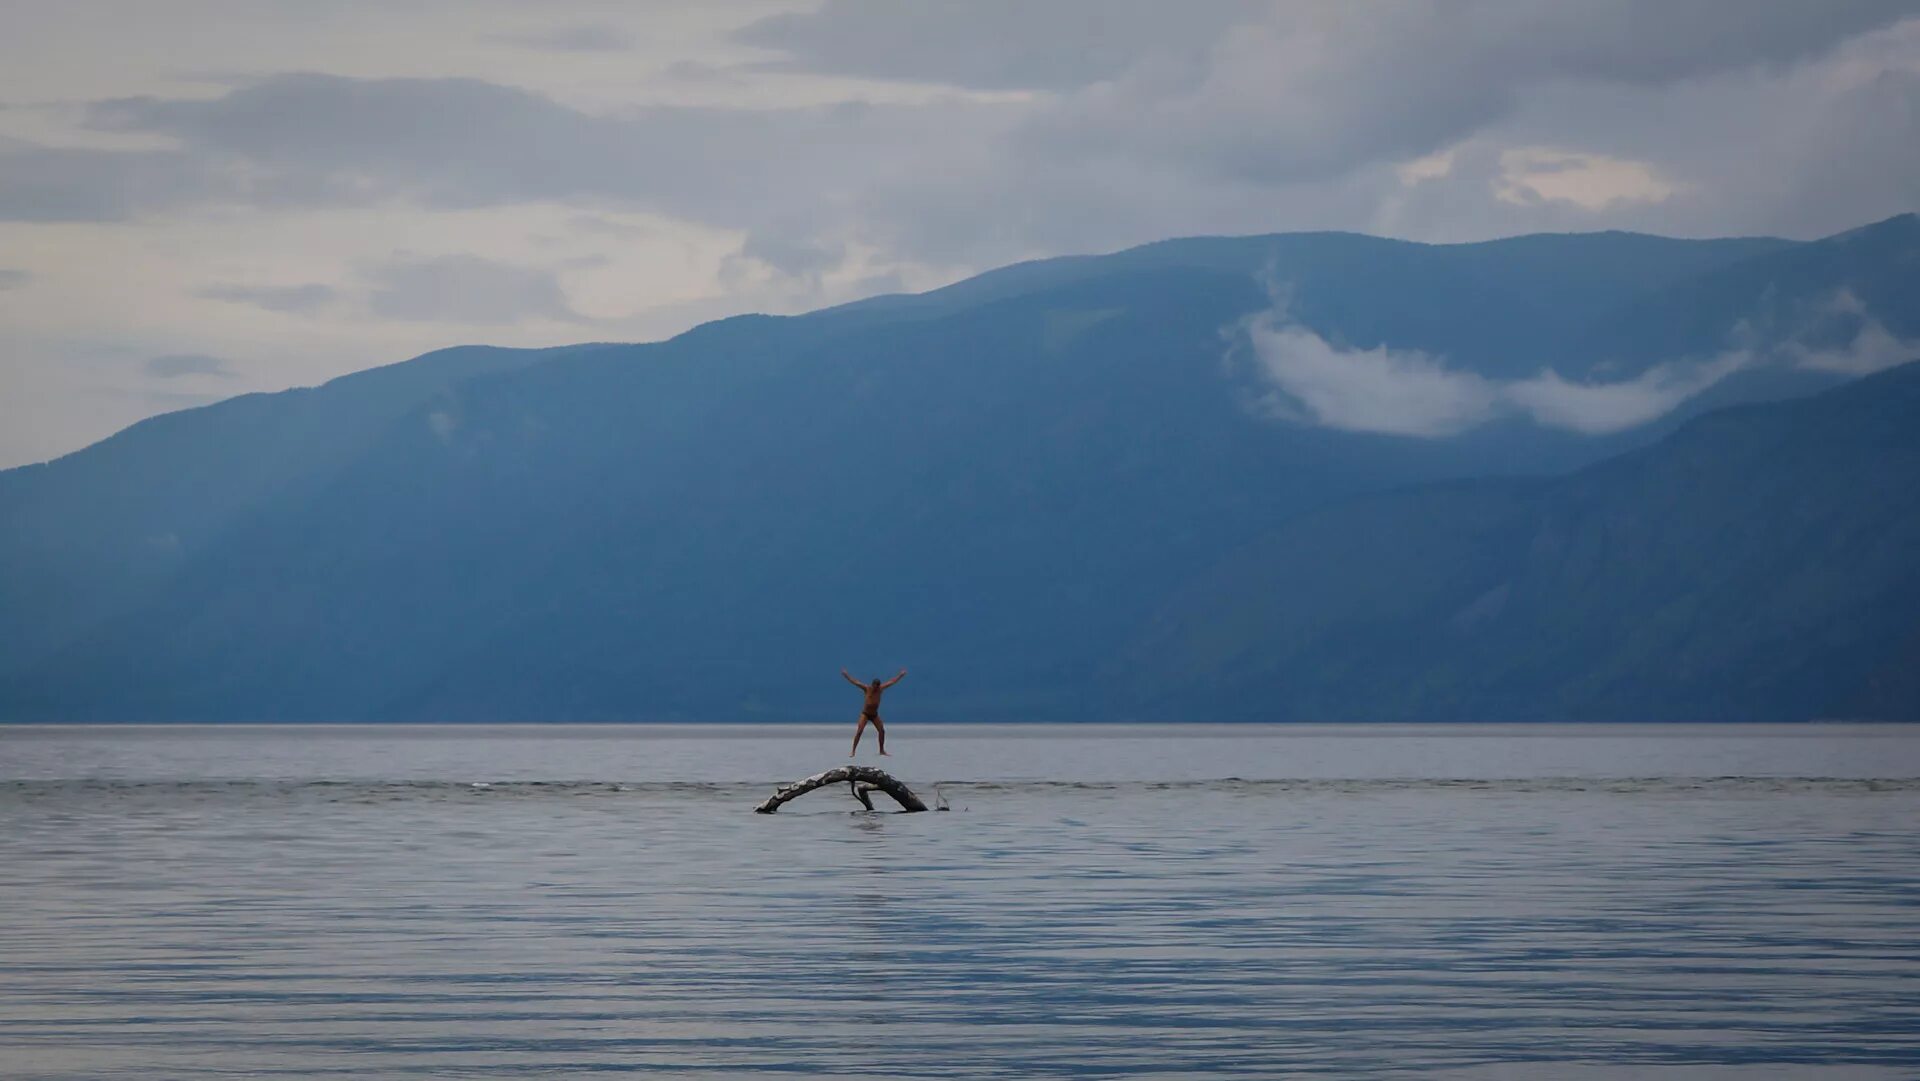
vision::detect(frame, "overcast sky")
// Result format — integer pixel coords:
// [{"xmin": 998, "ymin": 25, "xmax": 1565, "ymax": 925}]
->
[{"xmin": 1, "ymin": 0, "xmax": 1915, "ymax": 467}]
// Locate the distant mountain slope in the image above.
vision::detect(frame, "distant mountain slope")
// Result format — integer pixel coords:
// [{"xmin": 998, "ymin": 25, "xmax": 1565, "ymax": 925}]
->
[
  {"xmin": 1116, "ymin": 360, "xmax": 1920, "ymax": 722},
  {"xmin": 0, "ymin": 344, "xmax": 569, "ymax": 675},
  {"xmin": 823, "ymin": 228, "xmax": 1797, "ymax": 378},
  {"xmin": 1, "ymin": 217, "xmax": 1915, "ymax": 722},
  {"xmin": 1575, "ymin": 213, "xmax": 1920, "ymax": 375}
]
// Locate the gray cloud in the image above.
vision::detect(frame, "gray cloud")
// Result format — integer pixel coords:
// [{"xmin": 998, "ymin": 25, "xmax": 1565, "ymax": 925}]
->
[
  {"xmin": 139, "ymin": 389, "xmax": 226, "ymax": 409},
  {"xmin": 3, "ymin": 3, "xmax": 1917, "ymax": 472},
  {"xmin": 198, "ymin": 282, "xmax": 338, "ymax": 314},
  {"xmin": 1014, "ymin": 2, "xmax": 1918, "ymax": 189},
  {"xmin": 735, "ymin": 0, "xmax": 1260, "ymax": 90},
  {"xmin": 0, "ymin": 3, "xmax": 1904, "ymax": 277},
  {"xmin": 725, "ymin": 231, "xmax": 848, "ymax": 285},
  {"xmin": 489, "ymin": 23, "xmax": 636, "ymax": 53},
  {"xmin": 64, "ymin": 73, "xmax": 1000, "ymax": 233},
  {"xmin": 0, "ymin": 139, "xmax": 215, "ymax": 222},
  {"xmin": 144, "ymin": 353, "xmax": 235, "ymax": 378},
  {"xmin": 0, "ymin": 268, "xmax": 29, "ymax": 290},
  {"xmin": 83, "ymin": 75, "xmax": 613, "ymax": 208},
  {"xmin": 361, "ymin": 253, "xmax": 580, "ymax": 324},
  {"xmin": 89, "ymin": 386, "xmax": 229, "ymax": 413},
  {"xmin": 757, "ymin": 5, "xmax": 1916, "ymax": 263},
  {"xmin": 1405, "ymin": 46, "xmax": 1920, "ymax": 243},
  {"xmin": 742, "ymin": 0, "xmax": 1914, "ymax": 95}
]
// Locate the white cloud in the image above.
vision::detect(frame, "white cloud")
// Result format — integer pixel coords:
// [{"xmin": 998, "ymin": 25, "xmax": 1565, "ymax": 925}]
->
[
  {"xmin": 1244, "ymin": 312, "xmax": 1499, "ymax": 437},
  {"xmin": 1766, "ymin": 286, "xmax": 1920, "ymax": 376},
  {"xmin": 1244, "ymin": 309, "xmax": 1753, "ymax": 438},
  {"xmin": 1504, "ymin": 352, "xmax": 1749, "ymax": 434},
  {"xmin": 1786, "ymin": 316, "xmax": 1920, "ymax": 375},
  {"xmin": 1395, "ymin": 148, "xmax": 1457, "ymax": 186},
  {"xmin": 1494, "ymin": 147, "xmax": 1683, "ymax": 210}
]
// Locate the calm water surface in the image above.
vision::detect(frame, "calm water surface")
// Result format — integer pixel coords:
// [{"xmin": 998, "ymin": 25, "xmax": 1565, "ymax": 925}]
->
[{"xmin": 3, "ymin": 723, "xmax": 1918, "ymax": 1078}]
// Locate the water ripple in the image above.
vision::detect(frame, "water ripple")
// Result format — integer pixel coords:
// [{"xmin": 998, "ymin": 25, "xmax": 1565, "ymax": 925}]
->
[{"xmin": 3, "ymin": 727, "xmax": 1919, "ymax": 1077}]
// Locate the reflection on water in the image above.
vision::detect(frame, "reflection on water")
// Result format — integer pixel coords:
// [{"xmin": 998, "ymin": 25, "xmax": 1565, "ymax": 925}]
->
[{"xmin": 3, "ymin": 725, "xmax": 1919, "ymax": 1078}]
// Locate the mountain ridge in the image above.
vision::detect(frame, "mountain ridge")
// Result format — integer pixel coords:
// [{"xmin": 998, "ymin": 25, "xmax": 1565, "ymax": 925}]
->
[
  {"xmin": 2, "ymin": 216, "xmax": 1915, "ymax": 722},
  {"xmin": 1115, "ymin": 359, "xmax": 1920, "ymax": 722}
]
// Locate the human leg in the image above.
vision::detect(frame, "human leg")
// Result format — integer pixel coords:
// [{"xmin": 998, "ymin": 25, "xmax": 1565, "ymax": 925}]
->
[{"xmin": 851, "ymin": 715, "xmax": 869, "ymax": 756}]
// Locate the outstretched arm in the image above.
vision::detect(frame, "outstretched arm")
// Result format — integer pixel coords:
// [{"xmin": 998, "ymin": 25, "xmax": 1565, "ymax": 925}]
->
[
  {"xmin": 881, "ymin": 667, "xmax": 907, "ymax": 689},
  {"xmin": 841, "ymin": 668, "xmax": 866, "ymax": 689}
]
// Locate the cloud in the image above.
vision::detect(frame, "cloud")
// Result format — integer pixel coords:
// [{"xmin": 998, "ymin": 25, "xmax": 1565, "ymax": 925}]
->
[
  {"xmin": 139, "ymin": 389, "xmax": 226, "ymax": 409},
  {"xmin": 489, "ymin": 24, "xmax": 636, "ymax": 53},
  {"xmin": 0, "ymin": 269, "xmax": 29, "ymax": 290},
  {"xmin": 995, "ymin": 2, "xmax": 1918, "ymax": 188},
  {"xmin": 1378, "ymin": 22, "xmax": 1920, "ymax": 242},
  {"xmin": 3, "ymin": 2, "xmax": 1918, "ymax": 469},
  {"xmin": 827, "ymin": 5, "xmax": 1917, "ymax": 264},
  {"xmin": 734, "ymin": 1, "xmax": 1259, "ymax": 91},
  {"xmin": 721, "ymin": 232, "xmax": 849, "ymax": 289},
  {"xmin": 1395, "ymin": 149, "xmax": 1457, "ymax": 186},
  {"xmin": 55, "ymin": 73, "xmax": 1006, "ymax": 235},
  {"xmin": 361, "ymin": 253, "xmax": 581, "ymax": 324},
  {"xmin": 80, "ymin": 75, "xmax": 613, "ymax": 211},
  {"xmin": 1784, "ymin": 313, "xmax": 1920, "ymax": 376},
  {"xmin": 198, "ymin": 282, "xmax": 338, "ymax": 314},
  {"xmin": 1494, "ymin": 148, "xmax": 1682, "ymax": 210},
  {"xmin": 738, "ymin": 1, "xmax": 1913, "ymax": 97},
  {"xmin": 144, "ymin": 353, "xmax": 235, "ymax": 378},
  {"xmin": 0, "ymin": 139, "xmax": 216, "ymax": 222},
  {"xmin": 1245, "ymin": 314, "xmax": 1499, "ymax": 437},
  {"xmin": 0, "ymin": 7, "xmax": 1906, "ymax": 276},
  {"xmin": 1504, "ymin": 352, "xmax": 1750, "ymax": 433},
  {"xmin": 1242, "ymin": 309, "xmax": 1751, "ymax": 437}
]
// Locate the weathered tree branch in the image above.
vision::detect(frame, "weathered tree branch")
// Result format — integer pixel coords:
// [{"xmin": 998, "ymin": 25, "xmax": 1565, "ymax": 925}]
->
[{"xmin": 754, "ymin": 766, "xmax": 929, "ymax": 813}]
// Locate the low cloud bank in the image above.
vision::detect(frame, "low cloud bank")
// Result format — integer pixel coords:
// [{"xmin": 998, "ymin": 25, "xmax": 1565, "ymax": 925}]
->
[
  {"xmin": 1243, "ymin": 321, "xmax": 1499, "ymax": 437},
  {"xmin": 1244, "ymin": 284, "xmax": 1919, "ymax": 439},
  {"xmin": 1777, "ymin": 289, "xmax": 1920, "ymax": 376},
  {"xmin": 1503, "ymin": 353, "xmax": 1751, "ymax": 435},
  {"xmin": 1242, "ymin": 309, "xmax": 1758, "ymax": 438}
]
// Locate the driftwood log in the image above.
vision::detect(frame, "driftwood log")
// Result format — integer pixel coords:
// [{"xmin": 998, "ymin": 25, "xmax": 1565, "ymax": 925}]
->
[{"xmin": 754, "ymin": 766, "xmax": 929, "ymax": 813}]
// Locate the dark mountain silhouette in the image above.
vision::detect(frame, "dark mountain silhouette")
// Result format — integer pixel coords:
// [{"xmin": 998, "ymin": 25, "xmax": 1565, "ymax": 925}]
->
[
  {"xmin": 1, "ymin": 217, "xmax": 1915, "ymax": 721},
  {"xmin": 1115, "ymin": 361, "xmax": 1920, "ymax": 722}
]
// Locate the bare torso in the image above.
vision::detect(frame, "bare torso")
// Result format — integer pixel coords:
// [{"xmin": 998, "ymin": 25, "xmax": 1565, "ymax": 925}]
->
[{"xmin": 844, "ymin": 669, "xmax": 906, "ymax": 757}]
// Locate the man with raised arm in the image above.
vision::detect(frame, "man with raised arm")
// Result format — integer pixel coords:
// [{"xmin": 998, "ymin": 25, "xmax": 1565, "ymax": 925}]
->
[{"xmin": 842, "ymin": 667, "xmax": 906, "ymax": 757}]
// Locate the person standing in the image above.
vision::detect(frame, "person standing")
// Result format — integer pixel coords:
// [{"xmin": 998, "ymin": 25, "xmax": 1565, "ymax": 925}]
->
[{"xmin": 842, "ymin": 667, "xmax": 906, "ymax": 756}]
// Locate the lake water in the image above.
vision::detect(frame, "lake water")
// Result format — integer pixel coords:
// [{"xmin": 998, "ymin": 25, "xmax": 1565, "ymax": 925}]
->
[{"xmin": 4, "ymin": 723, "xmax": 1919, "ymax": 1078}]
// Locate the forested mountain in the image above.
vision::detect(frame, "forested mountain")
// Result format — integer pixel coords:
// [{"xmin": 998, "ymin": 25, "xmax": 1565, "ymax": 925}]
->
[
  {"xmin": 1115, "ymin": 361, "xmax": 1920, "ymax": 722},
  {"xmin": 2, "ymin": 216, "xmax": 1914, "ymax": 721}
]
